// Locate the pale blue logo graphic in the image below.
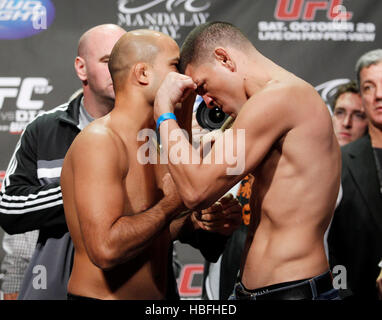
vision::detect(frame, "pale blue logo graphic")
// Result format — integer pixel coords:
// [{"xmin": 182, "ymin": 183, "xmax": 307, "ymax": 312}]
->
[{"xmin": 0, "ymin": 0, "xmax": 55, "ymax": 40}]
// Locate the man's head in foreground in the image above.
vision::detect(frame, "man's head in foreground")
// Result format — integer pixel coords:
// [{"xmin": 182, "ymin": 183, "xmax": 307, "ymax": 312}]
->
[
  {"xmin": 108, "ymin": 29, "xmax": 180, "ymax": 105},
  {"xmin": 179, "ymin": 21, "xmax": 254, "ymax": 118}
]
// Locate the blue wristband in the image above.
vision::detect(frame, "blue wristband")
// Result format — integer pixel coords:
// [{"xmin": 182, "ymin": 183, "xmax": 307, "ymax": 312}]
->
[{"xmin": 156, "ymin": 112, "xmax": 177, "ymax": 131}]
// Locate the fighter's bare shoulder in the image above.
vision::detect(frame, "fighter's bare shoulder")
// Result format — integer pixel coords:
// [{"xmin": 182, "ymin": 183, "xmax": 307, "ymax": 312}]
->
[
  {"xmin": 68, "ymin": 118, "xmax": 128, "ymax": 175},
  {"xmin": 237, "ymin": 77, "xmax": 325, "ymax": 131}
]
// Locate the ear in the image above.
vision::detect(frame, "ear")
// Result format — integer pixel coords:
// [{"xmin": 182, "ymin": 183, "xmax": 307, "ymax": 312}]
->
[
  {"xmin": 214, "ymin": 48, "xmax": 235, "ymax": 72},
  {"xmin": 74, "ymin": 56, "xmax": 87, "ymax": 82},
  {"xmin": 133, "ymin": 62, "xmax": 150, "ymax": 85}
]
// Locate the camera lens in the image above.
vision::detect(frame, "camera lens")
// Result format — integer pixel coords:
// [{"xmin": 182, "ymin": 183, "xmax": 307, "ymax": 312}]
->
[
  {"xmin": 209, "ymin": 107, "xmax": 226, "ymax": 122},
  {"xmin": 196, "ymin": 101, "xmax": 229, "ymax": 131}
]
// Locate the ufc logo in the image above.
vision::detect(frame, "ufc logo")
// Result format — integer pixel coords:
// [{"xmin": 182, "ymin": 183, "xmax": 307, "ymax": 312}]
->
[
  {"xmin": 275, "ymin": 0, "xmax": 353, "ymax": 21},
  {"xmin": 0, "ymin": 77, "xmax": 53, "ymax": 110},
  {"xmin": 178, "ymin": 264, "xmax": 204, "ymax": 297}
]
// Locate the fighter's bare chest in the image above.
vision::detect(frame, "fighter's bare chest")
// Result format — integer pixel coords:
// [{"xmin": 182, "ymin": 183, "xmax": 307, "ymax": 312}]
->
[
  {"xmin": 123, "ymin": 151, "xmax": 167, "ymax": 214},
  {"xmin": 254, "ymin": 139, "xmax": 284, "ymax": 180}
]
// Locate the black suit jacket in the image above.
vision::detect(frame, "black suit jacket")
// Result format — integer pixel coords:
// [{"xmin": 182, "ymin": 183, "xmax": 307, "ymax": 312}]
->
[{"xmin": 328, "ymin": 134, "xmax": 382, "ymax": 299}]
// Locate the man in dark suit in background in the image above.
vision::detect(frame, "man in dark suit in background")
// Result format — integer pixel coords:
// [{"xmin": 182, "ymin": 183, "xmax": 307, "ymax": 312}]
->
[{"xmin": 328, "ymin": 49, "xmax": 382, "ymax": 300}]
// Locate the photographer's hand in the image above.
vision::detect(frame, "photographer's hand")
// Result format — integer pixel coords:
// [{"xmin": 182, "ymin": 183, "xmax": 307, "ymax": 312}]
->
[{"xmin": 192, "ymin": 193, "xmax": 242, "ymax": 236}]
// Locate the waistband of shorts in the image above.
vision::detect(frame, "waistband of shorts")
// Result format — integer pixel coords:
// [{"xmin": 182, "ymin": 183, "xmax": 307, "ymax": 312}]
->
[
  {"xmin": 236, "ymin": 270, "xmax": 333, "ymax": 300},
  {"xmin": 67, "ymin": 292, "xmax": 101, "ymax": 300}
]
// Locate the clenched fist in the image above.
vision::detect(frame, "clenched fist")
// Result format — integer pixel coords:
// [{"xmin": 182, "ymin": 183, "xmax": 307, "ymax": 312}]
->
[{"xmin": 154, "ymin": 72, "xmax": 197, "ymax": 122}]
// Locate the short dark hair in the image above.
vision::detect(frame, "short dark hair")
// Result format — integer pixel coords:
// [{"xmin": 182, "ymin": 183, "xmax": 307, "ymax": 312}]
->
[
  {"xmin": 331, "ymin": 80, "xmax": 359, "ymax": 112},
  {"xmin": 179, "ymin": 21, "xmax": 251, "ymax": 74}
]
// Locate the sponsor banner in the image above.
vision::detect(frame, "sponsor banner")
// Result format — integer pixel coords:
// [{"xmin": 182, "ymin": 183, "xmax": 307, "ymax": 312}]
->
[
  {"xmin": 117, "ymin": 0, "xmax": 211, "ymax": 40},
  {"xmin": 0, "ymin": 0, "xmax": 55, "ymax": 39},
  {"xmin": 258, "ymin": 0, "xmax": 376, "ymax": 42},
  {"xmin": 0, "ymin": 77, "xmax": 53, "ymax": 134},
  {"xmin": 177, "ymin": 264, "xmax": 204, "ymax": 298}
]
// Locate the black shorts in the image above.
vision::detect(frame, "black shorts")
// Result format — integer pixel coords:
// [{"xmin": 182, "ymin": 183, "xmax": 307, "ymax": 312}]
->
[
  {"xmin": 67, "ymin": 293, "xmax": 101, "ymax": 300},
  {"xmin": 229, "ymin": 270, "xmax": 340, "ymax": 300}
]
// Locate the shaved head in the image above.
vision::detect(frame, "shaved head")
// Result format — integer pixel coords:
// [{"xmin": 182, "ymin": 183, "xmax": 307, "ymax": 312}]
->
[
  {"xmin": 74, "ymin": 24, "xmax": 126, "ymax": 109},
  {"xmin": 78, "ymin": 24, "xmax": 126, "ymax": 58},
  {"xmin": 108, "ymin": 29, "xmax": 174, "ymax": 92}
]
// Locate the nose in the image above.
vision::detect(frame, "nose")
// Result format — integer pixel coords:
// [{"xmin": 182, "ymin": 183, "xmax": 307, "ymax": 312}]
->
[
  {"xmin": 376, "ymin": 84, "xmax": 382, "ymax": 100},
  {"xmin": 342, "ymin": 113, "xmax": 352, "ymax": 128}
]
